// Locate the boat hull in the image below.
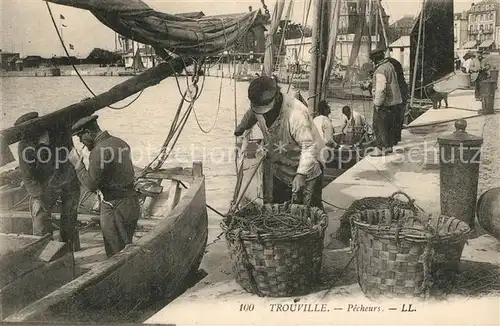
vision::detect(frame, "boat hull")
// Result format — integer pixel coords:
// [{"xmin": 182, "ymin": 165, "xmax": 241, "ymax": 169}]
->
[{"xmin": 0, "ymin": 165, "xmax": 208, "ymax": 323}]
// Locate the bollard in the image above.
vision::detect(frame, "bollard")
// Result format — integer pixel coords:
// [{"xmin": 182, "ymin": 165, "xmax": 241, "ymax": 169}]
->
[
  {"xmin": 480, "ymin": 80, "xmax": 496, "ymax": 114},
  {"xmin": 438, "ymin": 119, "xmax": 483, "ymax": 229}
]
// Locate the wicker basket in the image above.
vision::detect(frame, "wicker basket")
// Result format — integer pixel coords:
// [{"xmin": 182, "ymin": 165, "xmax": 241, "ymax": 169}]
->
[
  {"xmin": 222, "ymin": 203, "xmax": 328, "ymax": 297},
  {"xmin": 349, "ymin": 191, "xmax": 471, "ymax": 299}
]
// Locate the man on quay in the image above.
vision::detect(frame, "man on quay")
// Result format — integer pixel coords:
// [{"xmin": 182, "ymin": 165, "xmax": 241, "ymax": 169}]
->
[
  {"xmin": 313, "ymin": 100, "xmax": 338, "ymax": 149},
  {"xmin": 235, "ymin": 76, "xmax": 326, "ymax": 208},
  {"xmin": 386, "ymin": 56, "xmax": 409, "ymax": 146},
  {"xmin": 369, "ymin": 48, "xmax": 403, "ymax": 156},
  {"xmin": 68, "ymin": 115, "xmax": 140, "ymax": 257},
  {"xmin": 15, "ymin": 112, "xmax": 81, "ymax": 249},
  {"xmin": 473, "ymin": 51, "xmax": 491, "ymax": 101}
]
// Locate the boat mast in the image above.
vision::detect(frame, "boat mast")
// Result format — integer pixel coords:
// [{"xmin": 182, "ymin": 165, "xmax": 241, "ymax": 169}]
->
[
  {"xmin": 307, "ymin": 0, "xmax": 330, "ymax": 116},
  {"xmin": 409, "ymin": 0, "xmax": 426, "ymax": 108}
]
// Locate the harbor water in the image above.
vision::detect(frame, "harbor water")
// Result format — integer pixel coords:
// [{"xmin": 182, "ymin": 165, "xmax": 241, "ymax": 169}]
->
[{"xmin": 1, "ymin": 75, "xmax": 373, "ymax": 223}]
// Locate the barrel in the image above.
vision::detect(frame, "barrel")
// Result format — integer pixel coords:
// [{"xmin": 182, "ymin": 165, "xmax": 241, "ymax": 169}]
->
[{"xmin": 476, "ymin": 187, "xmax": 500, "ymax": 240}]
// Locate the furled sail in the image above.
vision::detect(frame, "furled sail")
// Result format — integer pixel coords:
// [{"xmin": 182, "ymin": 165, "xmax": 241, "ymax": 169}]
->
[
  {"xmin": 45, "ymin": 0, "xmax": 261, "ymax": 57},
  {"xmin": 409, "ymin": 0, "xmax": 454, "ymax": 99}
]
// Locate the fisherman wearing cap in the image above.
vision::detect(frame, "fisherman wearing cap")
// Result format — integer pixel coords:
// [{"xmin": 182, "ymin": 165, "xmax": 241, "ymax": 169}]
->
[
  {"xmin": 369, "ymin": 47, "xmax": 403, "ymax": 156},
  {"xmin": 68, "ymin": 115, "xmax": 140, "ymax": 257},
  {"xmin": 386, "ymin": 56, "xmax": 409, "ymax": 146},
  {"xmin": 15, "ymin": 112, "xmax": 81, "ymax": 248},
  {"xmin": 473, "ymin": 51, "xmax": 491, "ymax": 101},
  {"xmin": 237, "ymin": 76, "xmax": 326, "ymax": 208}
]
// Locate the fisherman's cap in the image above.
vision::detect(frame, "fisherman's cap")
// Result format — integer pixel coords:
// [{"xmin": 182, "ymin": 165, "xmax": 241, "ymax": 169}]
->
[
  {"xmin": 14, "ymin": 112, "xmax": 39, "ymax": 126},
  {"xmin": 369, "ymin": 47, "xmax": 385, "ymax": 59},
  {"xmin": 71, "ymin": 115, "xmax": 99, "ymax": 135},
  {"xmin": 248, "ymin": 76, "xmax": 279, "ymax": 114}
]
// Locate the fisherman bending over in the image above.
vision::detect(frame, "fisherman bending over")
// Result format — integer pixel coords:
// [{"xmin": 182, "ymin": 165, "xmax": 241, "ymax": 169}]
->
[
  {"xmin": 15, "ymin": 112, "xmax": 81, "ymax": 249},
  {"xmin": 68, "ymin": 115, "xmax": 140, "ymax": 257},
  {"xmin": 235, "ymin": 76, "xmax": 326, "ymax": 208}
]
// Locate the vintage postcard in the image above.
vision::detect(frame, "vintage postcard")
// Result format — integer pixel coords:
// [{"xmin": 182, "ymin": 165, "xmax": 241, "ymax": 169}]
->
[{"xmin": 0, "ymin": 0, "xmax": 499, "ymax": 325}]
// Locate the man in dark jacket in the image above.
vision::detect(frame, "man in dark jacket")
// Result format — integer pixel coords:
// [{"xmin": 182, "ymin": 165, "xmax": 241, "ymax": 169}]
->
[
  {"xmin": 68, "ymin": 115, "xmax": 140, "ymax": 257},
  {"xmin": 16, "ymin": 112, "xmax": 81, "ymax": 249},
  {"xmin": 387, "ymin": 57, "xmax": 409, "ymax": 145}
]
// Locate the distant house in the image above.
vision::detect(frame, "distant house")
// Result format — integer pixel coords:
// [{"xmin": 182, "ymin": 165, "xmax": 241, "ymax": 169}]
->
[
  {"xmin": 0, "ymin": 50, "xmax": 20, "ymax": 71},
  {"xmin": 388, "ymin": 36, "xmax": 411, "ymax": 71},
  {"xmin": 122, "ymin": 46, "xmax": 159, "ymax": 69},
  {"xmin": 388, "ymin": 15, "xmax": 416, "ymax": 44}
]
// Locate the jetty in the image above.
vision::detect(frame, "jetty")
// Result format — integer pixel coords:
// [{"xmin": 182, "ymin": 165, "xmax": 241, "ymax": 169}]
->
[{"xmin": 144, "ymin": 81, "xmax": 500, "ymax": 325}]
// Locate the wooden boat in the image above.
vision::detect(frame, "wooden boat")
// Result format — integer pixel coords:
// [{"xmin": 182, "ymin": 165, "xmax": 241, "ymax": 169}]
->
[{"xmin": 0, "ymin": 162, "xmax": 208, "ymax": 323}]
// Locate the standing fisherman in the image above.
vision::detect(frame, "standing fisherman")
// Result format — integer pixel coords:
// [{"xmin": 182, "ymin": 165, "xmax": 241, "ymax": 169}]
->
[
  {"xmin": 369, "ymin": 48, "xmax": 403, "ymax": 156},
  {"xmin": 386, "ymin": 57, "xmax": 409, "ymax": 146},
  {"xmin": 235, "ymin": 76, "xmax": 326, "ymax": 208},
  {"xmin": 15, "ymin": 112, "xmax": 81, "ymax": 249},
  {"xmin": 68, "ymin": 115, "xmax": 140, "ymax": 257}
]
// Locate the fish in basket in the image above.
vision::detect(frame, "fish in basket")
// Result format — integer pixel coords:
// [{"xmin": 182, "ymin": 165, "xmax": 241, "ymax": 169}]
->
[
  {"xmin": 348, "ymin": 191, "xmax": 471, "ymax": 299},
  {"xmin": 221, "ymin": 202, "xmax": 328, "ymax": 297}
]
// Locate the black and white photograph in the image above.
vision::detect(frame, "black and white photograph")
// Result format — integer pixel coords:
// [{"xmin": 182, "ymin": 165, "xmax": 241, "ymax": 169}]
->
[{"xmin": 0, "ymin": 0, "xmax": 499, "ymax": 325}]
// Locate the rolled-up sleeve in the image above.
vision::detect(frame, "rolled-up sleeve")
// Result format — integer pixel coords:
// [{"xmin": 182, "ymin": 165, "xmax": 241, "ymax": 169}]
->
[
  {"xmin": 373, "ymin": 73, "xmax": 387, "ymax": 106},
  {"xmin": 289, "ymin": 111, "xmax": 317, "ymax": 176}
]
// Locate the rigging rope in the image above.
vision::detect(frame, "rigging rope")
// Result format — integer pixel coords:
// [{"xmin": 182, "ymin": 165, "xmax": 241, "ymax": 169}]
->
[{"xmin": 46, "ymin": 2, "xmax": 144, "ymax": 110}]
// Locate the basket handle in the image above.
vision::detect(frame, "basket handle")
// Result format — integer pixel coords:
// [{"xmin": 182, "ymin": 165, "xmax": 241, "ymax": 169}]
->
[{"xmin": 390, "ymin": 191, "xmax": 437, "ymax": 235}]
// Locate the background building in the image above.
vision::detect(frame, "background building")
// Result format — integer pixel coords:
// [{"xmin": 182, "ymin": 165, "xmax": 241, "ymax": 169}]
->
[
  {"xmin": 467, "ymin": 0, "xmax": 499, "ymax": 50},
  {"xmin": 454, "ymin": 11, "xmax": 469, "ymax": 49}
]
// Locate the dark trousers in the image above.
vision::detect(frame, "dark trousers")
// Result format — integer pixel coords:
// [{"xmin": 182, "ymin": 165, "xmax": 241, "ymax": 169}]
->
[
  {"xmin": 271, "ymin": 174, "xmax": 324, "ymax": 210},
  {"xmin": 31, "ymin": 178, "xmax": 80, "ymax": 244},
  {"xmin": 100, "ymin": 195, "xmax": 140, "ymax": 257},
  {"xmin": 373, "ymin": 105, "xmax": 395, "ymax": 150},
  {"xmin": 475, "ymin": 71, "xmax": 488, "ymax": 99},
  {"xmin": 392, "ymin": 103, "xmax": 406, "ymax": 145}
]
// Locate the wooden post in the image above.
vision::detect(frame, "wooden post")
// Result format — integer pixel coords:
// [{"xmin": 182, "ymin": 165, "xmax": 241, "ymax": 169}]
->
[
  {"xmin": 0, "ymin": 57, "xmax": 192, "ymax": 147},
  {"xmin": 192, "ymin": 161, "xmax": 203, "ymax": 178}
]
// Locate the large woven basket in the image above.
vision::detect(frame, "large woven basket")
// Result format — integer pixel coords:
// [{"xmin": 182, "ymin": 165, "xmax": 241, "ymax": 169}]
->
[
  {"xmin": 222, "ymin": 203, "xmax": 328, "ymax": 297},
  {"xmin": 349, "ymin": 191, "xmax": 471, "ymax": 299}
]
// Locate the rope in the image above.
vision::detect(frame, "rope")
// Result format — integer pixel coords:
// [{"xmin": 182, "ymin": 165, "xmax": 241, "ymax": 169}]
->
[
  {"xmin": 46, "ymin": 2, "xmax": 144, "ymax": 110},
  {"xmin": 191, "ymin": 73, "xmax": 223, "ymax": 133}
]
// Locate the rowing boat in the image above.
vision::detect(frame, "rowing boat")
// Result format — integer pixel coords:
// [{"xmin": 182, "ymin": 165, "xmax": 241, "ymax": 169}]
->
[{"xmin": 0, "ymin": 162, "xmax": 208, "ymax": 322}]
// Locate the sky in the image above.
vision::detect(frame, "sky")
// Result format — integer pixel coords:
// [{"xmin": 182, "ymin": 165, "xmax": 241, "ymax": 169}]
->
[{"xmin": 1, "ymin": 0, "xmax": 474, "ymax": 58}]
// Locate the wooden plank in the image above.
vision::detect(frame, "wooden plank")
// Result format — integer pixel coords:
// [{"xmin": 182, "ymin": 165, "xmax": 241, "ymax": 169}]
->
[
  {"xmin": 0, "ymin": 234, "xmax": 53, "ymax": 287},
  {"xmin": 165, "ymin": 182, "xmax": 182, "ymax": 214},
  {"xmin": 0, "ymin": 57, "xmax": 192, "ymax": 146},
  {"xmin": 0, "ymin": 212, "xmax": 158, "ymax": 235},
  {"xmin": 140, "ymin": 167, "xmax": 194, "ymax": 183},
  {"xmin": 0, "ymin": 254, "xmax": 75, "ymax": 320}
]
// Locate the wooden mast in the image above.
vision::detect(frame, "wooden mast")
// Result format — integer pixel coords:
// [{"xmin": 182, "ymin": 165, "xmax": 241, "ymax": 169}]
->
[{"xmin": 307, "ymin": 0, "xmax": 331, "ymax": 116}]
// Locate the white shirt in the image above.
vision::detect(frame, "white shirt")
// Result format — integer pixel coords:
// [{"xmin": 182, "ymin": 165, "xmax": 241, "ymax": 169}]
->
[
  {"xmin": 342, "ymin": 111, "xmax": 366, "ymax": 132},
  {"xmin": 313, "ymin": 115, "xmax": 335, "ymax": 144}
]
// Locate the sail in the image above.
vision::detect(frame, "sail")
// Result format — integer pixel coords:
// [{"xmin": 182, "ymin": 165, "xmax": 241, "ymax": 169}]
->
[
  {"xmin": 46, "ymin": 0, "xmax": 261, "ymax": 57},
  {"xmin": 262, "ymin": 0, "xmax": 285, "ymax": 76},
  {"xmin": 321, "ymin": 0, "xmax": 341, "ymax": 97},
  {"xmin": 133, "ymin": 48, "xmax": 145, "ymax": 70},
  {"xmin": 344, "ymin": 0, "xmax": 370, "ymax": 84},
  {"xmin": 409, "ymin": 0, "xmax": 454, "ymax": 99}
]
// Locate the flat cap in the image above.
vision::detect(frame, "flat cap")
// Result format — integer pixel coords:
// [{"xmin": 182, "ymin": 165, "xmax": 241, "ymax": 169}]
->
[
  {"xmin": 71, "ymin": 115, "xmax": 99, "ymax": 135},
  {"xmin": 369, "ymin": 47, "xmax": 385, "ymax": 59},
  {"xmin": 248, "ymin": 76, "xmax": 278, "ymax": 114},
  {"xmin": 14, "ymin": 112, "xmax": 39, "ymax": 126}
]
